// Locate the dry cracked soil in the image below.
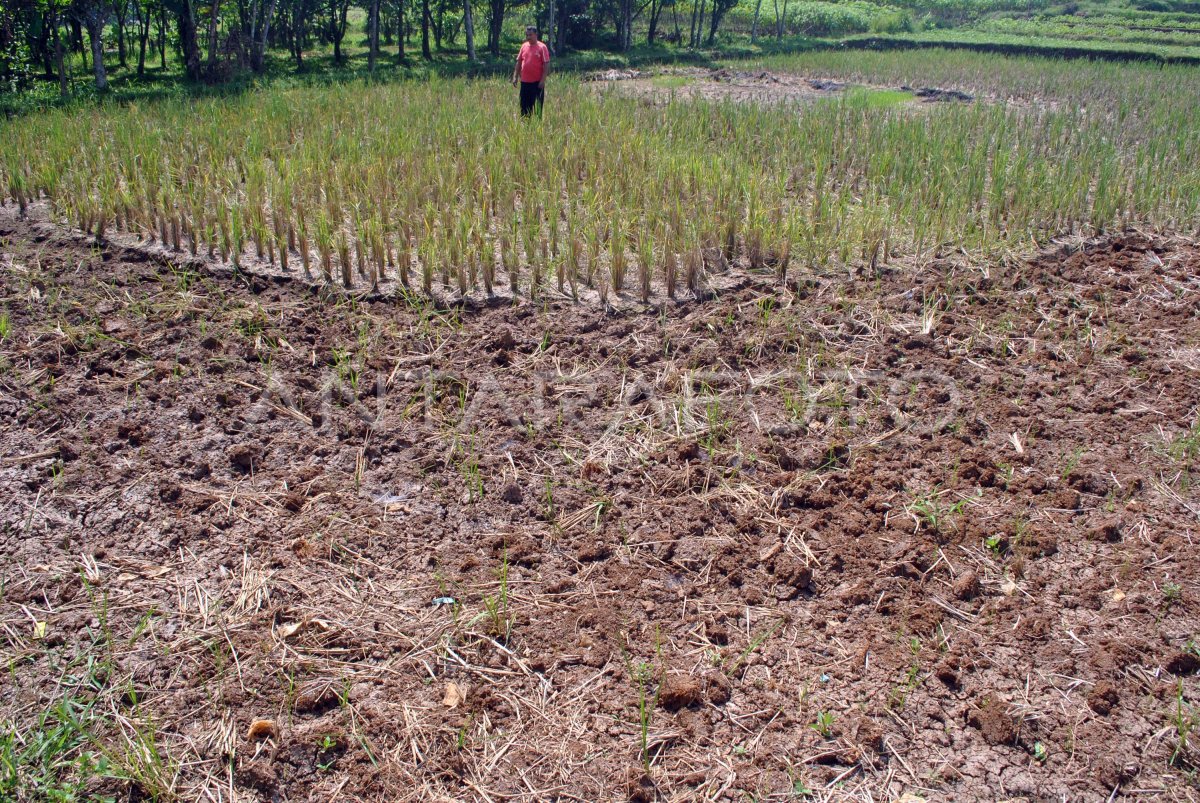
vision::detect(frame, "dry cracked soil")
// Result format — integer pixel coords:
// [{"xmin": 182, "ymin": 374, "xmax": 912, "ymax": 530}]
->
[{"xmin": 1, "ymin": 212, "xmax": 1199, "ymax": 801}]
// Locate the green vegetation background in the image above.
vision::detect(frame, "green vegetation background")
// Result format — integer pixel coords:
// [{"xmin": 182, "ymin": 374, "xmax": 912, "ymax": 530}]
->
[{"xmin": 4, "ymin": 0, "xmax": 1200, "ymax": 116}]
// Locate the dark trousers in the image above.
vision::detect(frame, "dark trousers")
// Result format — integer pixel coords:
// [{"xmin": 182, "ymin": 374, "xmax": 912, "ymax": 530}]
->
[{"xmin": 519, "ymin": 81, "xmax": 544, "ymax": 118}]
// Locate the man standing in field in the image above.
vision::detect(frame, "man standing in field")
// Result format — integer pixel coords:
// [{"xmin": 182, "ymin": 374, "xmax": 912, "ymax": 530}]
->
[{"xmin": 513, "ymin": 26, "xmax": 550, "ymax": 118}]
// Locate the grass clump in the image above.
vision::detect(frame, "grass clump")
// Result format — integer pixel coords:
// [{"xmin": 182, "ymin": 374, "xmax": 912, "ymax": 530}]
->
[{"xmin": 0, "ymin": 699, "xmax": 111, "ymax": 801}]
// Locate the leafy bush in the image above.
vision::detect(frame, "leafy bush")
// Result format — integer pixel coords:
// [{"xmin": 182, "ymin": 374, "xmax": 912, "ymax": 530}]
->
[
  {"xmin": 787, "ymin": 1, "xmax": 908, "ymax": 36},
  {"xmin": 871, "ymin": 9, "xmax": 917, "ymax": 33}
]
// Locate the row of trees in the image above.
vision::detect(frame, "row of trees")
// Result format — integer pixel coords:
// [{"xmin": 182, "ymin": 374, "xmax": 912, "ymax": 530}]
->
[{"xmin": 1, "ymin": 0, "xmax": 744, "ymax": 92}]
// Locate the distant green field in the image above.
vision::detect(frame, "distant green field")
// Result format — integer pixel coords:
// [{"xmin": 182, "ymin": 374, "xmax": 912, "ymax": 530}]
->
[
  {"xmin": 843, "ymin": 28, "xmax": 1200, "ymax": 61},
  {"xmin": 726, "ymin": 0, "xmax": 1200, "ymax": 63}
]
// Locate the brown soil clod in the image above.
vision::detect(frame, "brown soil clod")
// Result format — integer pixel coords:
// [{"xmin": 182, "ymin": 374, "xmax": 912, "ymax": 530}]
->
[
  {"xmin": 3, "ymin": 213, "xmax": 1199, "ymax": 800},
  {"xmin": 657, "ymin": 674, "xmax": 704, "ymax": 711},
  {"xmin": 294, "ymin": 681, "xmax": 341, "ymax": 714},
  {"xmin": 1088, "ymin": 516, "xmax": 1125, "ymax": 542},
  {"xmin": 934, "ymin": 658, "xmax": 961, "ymax": 689},
  {"xmin": 704, "ymin": 672, "xmax": 733, "ymax": 706},
  {"xmin": 968, "ymin": 701, "xmax": 1019, "ymax": 745},
  {"xmin": 1166, "ymin": 651, "xmax": 1200, "ymax": 676},
  {"xmin": 953, "ymin": 570, "xmax": 981, "ymax": 601},
  {"xmin": 1087, "ymin": 680, "xmax": 1121, "ymax": 715},
  {"xmin": 769, "ymin": 553, "xmax": 814, "ymax": 598},
  {"xmin": 226, "ymin": 443, "xmax": 263, "ymax": 473}
]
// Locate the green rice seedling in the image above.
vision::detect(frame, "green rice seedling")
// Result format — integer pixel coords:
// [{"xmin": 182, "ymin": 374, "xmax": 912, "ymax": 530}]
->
[
  {"xmin": 684, "ymin": 243, "xmax": 703, "ymax": 296},
  {"xmin": 353, "ymin": 224, "xmax": 368, "ymax": 282},
  {"xmin": 810, "ymin": 710, "xmax": 835, "ymax": 739},
  {"xmin": 398, "ymin": 226, "xmax": 413, "ymax": 288},
  {"xmin": 0, "ymin": 697, "xmax": 111, "ymax": 800},
  {"xmin": 724, "ymin": 618, "xmax": 784, "ymax": 675},
  {"xmin": 480, "ymin": 550, "xmax": 512, "ymax": 642},
  {"xmin": 637, "ymin": 229, "xmax": 653, "ymax": 304},
  {"xmin": 5, "ymin": 61, "xmax": 1200, "ymax": 308},
  {"xmin": 373, "ymin": 227, "xmax": 387, "ymax": 286},
  {"xmin": 632, "ymin": 659, "xmax": 661, "ymax": 772},
  {"xmin": 1170, "ymin": 680, "xmax": 1198, "ymax": 768},
  {"xmin": 500, "ymin": 231, "xmax": 515, "ymax": 294},
  {"xmin": 296, "ymin": 208, "xmax": 312, "ymax": 279},
  {"xmin": 663, "ymin": 244, "xmax": 678, "ymax": 300},
  {"xmin": 314, "ymin": 215, "xmax": 333, "ymax": 284},
  {"xmin": 336, "ymin": 232, "xmax": 353, "ymax": 290},
  {"xmin": 419, "ymin": 230, "xmax": 435, "ymax": 294},
  {"xmin": 583, "ymin": 226, "xmax": 599, "ymax": 288},
  {"xmin": 610, "ymin": 222, "xmax": 627, "ymax": 293},
  {"xmin": 1168, "ymin": 416, "xmax": 1200, "ymax": 466},
  {"xmin": 273, "ymin": 212, "xmax": 289, "ymax": 273},
  {"xmin": 908, "ymin": 487, "xmax": 975, "ymax": 534}
]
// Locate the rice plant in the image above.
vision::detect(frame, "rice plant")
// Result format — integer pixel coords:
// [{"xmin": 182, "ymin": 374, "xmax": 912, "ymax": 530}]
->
[{"xmin": 2, "ymin": 52, "xmax": 1199, "ymax": 303}]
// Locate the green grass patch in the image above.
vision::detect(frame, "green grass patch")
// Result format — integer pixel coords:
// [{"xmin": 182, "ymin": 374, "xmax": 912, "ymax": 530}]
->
[
  {"xmin": 0, "ymin": 698, "xmax": 111, "ymax": 801},
  {"xmin": 842, "ymin": 86, "xmax": 913, "ymax": 107},
  {"xmin": 651, "ymin": 74, "xmax": 695, "ymax": 88}
]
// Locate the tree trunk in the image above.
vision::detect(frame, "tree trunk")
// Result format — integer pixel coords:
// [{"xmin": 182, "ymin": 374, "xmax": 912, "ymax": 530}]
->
[
  {"xmin": 462, "ymin": 0, "xmax": 474, "ymax": 60},
  {"xmin": 134, "ymin": 0, "xmax": 149, "ymax": 76},
  {"xmin": 52, "ymin": 5, "xmax": 69, "ymax": 97},
  {"xmin": 38, "ymin": 19, "xmax": 55, "ymax": 79},
  {"xmin": 420, "ymin": 0, "xmax": 431, "ymax": 59},
  {"xmin": 293, "ymin": 0, "xmax": 305, "ymax": 67},
  {"xmin": 85, "ymin": 16, "xmax": 108, "ymax": 89},
  {"xmin": 158, "ymin": 5, "xmax": 168, "ymax": 68},
  {"xmin": 368, "ymin": 0, "xmax": 380, "ymax": 71},
  {"xmin": 137, "ymin": 23, "xmax": 148, "ymax": 74},
  {"xmin": 243, "ymin": 0, "xmax": 257, "ymax": 67},
  {"xmin": 618, "ymin": 0, "xmax": 633, "ymax": 50},
  {"xmin": 178, "ymin": 0, "xmax": 202, "ymax": 79},
  {"xmin": 487, "ymin": 0, "xmax": 502, "ymax": 57},
  {"xmin": 114, "ymin": 1, "xmax": 128, "ymax": 67},
  {"xmin": 207, "ymin": 0, "xmax": 221, "ymax": 70},
  {"xmin": 647, "ymin": 0, "xmax": 659, "ymax": 44},
  {"xmin": 750, "ymin": 0, "xmax": 761, "ymax": 42},
  {"xmin": 329, "ymin": 0, "xmax": 343, "ymax": 63},
  {"xmin": 433, "ymin": 0, "xmax": 445, "ymax": 50},
  {"xmin": 777, "ymin": 0, "xmax": 786, "ymax": 39},
  {"xmin": 545, "ymin": 0, "xmax": 555, "ymax": 52},
  {"xmin": 72, "ymin": 18, "xmax": 88, "ymax": 70},
  {"xmin": 397, "ymin": 0, "xmax": 406, "ymax": 60},
  {"xmin": 250, "ymin": 0, "xmax": 277, "ymax": 70},
  {"xmin": 706, "ymin": 0, "xmax": 725, "ymax": 45}
]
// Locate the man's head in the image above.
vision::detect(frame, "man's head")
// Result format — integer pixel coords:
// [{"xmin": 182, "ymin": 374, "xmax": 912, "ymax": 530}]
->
[{"xmin": 525, "ymin": 26, "xmax": 539, "ymax": 43}]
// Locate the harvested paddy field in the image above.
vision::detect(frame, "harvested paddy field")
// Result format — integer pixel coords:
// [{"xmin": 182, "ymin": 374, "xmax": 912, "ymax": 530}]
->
[
  {"xmin": 3, "ymin": 45, "xmax": 1200, "ymax": 803},
  {"xmin": 586, "ymin": 67, "xmax": 974, "ymax": 108},
  {"xmin": 2, "ymin": 205, "xmax": 1198, "ymax": 800}
]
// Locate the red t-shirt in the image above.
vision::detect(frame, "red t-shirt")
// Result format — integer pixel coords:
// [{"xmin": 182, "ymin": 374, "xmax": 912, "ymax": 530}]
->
[{"xmin": 518, "ymin": 41, "xmax": 550, "ymax": 83}]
